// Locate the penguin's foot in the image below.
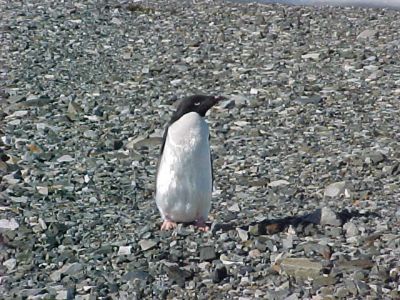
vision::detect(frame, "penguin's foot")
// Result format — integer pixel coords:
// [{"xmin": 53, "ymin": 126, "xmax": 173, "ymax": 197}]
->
[
  {"xmin": 161, "ymin": 220, "xmax": 177, "ymax": 231},
  {"xmin": 194, "ymin": 218, "xmax": 209, "ymax": 232}
]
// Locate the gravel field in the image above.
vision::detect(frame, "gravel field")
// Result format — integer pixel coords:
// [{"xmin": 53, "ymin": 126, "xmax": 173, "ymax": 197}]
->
[{"xmin": 1, "ymin": 0, "xmax": 400, "ymax": 299}]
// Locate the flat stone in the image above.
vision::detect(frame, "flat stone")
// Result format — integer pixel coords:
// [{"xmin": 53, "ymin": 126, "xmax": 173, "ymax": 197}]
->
[
  {"xmin": 344, "ymin": 222, "xmax": 360, "ymax": 238},
  {"xmin": 67, "ymin": 101, "xmax": 81, "ymax": 120},
  {"xmin": 118, "ymin": 245, "xmax": 132, "ymax": 255},
  {"xmin": 249, "ymin": 249, "xmax": 261, "ymax": 258},
  {"xmin": 0, "ymin": 218, "xmax": 19, "ymax": 231},
  {"xmin": 122, "ymin": 270, "xmax": 150, "ymax": 282},
  {"xmin": 301, "ymin": 52, "xmax": 320, "ymax": 60},
  {"xmin": 126, "ymin": 136, "xmax": 162, "ymax": 149},
  {"xmin": 293, "ymin": 95, "xmax": 322, "ymax": 105},
  {"xmin": 364, "ymin": 151, "xmax": 385, "ymax": 164},
  {"xmin": 337, "ymin": 259, "xmax": 374, "ymax": 270},
  {"xmin": 228, "ymin": 203, "xmax": 240, "ymax": 212},
  {"xmin": 357, "ymin": 29, "xmax": 378, "ymax": 39},
  {"xmin": 57, "ymin": 155, "xmax": 74, "ymax": 163},
  {"xmin": 55, "ymin": 288, "xmax": 74, "ymax": 300},
  {"xmin": 219, "ymin": 99, "xmax": 235, "ymax": 109},
  {"xmin": 268, "ymin": 180, "xmax": 290, "ymax": 187},
  {"xmin": 37, "ymin": 186, "xmax": 49, "ymax": 196},
  {"xmin": 250, "ymin": 88, "xmax": 258, "ymax": 95},
  {"xmin": 139, "ymin": 239, "xmax": 157, "ymax": 251},
  {"xmin": 163, "ymin": 264, "xmax": 192, "ymax": 288},
  {"xmin": 3, "ymin": 258, "xmax": 17, "ymax": 271},
  {"xmin": 280, "ymin": 258, "xmax": 323, "ymax": 279},
  {"xmin": 320, "ymin": 207, "xmax": 342, "ymax": 226},
  {"xmin": 236, "ymin": 228, "xmax": 249, "ymax": 242},
  {"xmin": 199, "ymin": 245, "xmax": 216, "ymax": 261},
  {"xmin": 50, "ymin": 263, "xmax": 83, "ymax": 282},
  {"xmin": 231, "ymin": 95, "xmax": 249, "ymax": 107},
  {"xmin": 19, "ymin": 289, "xmax": 44, "ymax": 297},
  {"xmin": 282, "ymin": 235, "xmax": 294, "ymax": 250},
  {"xmin": 324, "ymin": 181, "xmax": 346, "ymax": 198}
]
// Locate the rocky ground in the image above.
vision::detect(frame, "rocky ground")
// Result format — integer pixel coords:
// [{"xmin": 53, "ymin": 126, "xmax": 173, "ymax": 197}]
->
[{"xmin": 1, "ymin": 0, "xmax": 400, "ymax": 299}]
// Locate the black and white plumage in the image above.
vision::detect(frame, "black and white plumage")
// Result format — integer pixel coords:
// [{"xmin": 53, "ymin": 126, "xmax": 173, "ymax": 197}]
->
[{"xmin": 156, "ymin": 95, "xmax": 223, "ymax": 231}]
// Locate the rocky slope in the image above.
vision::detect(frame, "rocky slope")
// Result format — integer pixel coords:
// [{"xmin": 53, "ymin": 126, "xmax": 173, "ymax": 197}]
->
[{"xmin": 1, "ymin": 0, "xmax": 399, "ymax": 299}]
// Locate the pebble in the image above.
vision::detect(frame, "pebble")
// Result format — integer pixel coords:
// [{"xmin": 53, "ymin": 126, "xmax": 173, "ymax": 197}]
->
[
  {"xmin": 320, "ymin": 207, "xmax": 342, "ymax": 226},
  {"xmin": 3, "ymin": 258, "xmax": 17, "ymax": 271},
  {"xmin": 268, "ymin": 180, "xmax": 290, "ymax": 187},
  {"xmin": 280, "ymin": 258, "xmax": 323, "ymax": 279},
  {"xmin": 139, "ymin": 239, "xmax": 157, "ymax": 251},
  {"xmin": 56, "ymin": 155, "xmax": 74, "ymax": 163},
  {"xmin": 324, "ymin": 181, "xmax": 346, "ymax": 198},
  {"xmin": 118, "ymin": 245, "xmax": 132, "ymax": 255},
  {"xmin": 212, "ymin": 265, "xmax": 228, "ymax": 283},
  {"xmin": 0, "ymin": 218, "xmax": 19, "ymax": 230},
  {"xmin": 0, "ymin": 0, "xmax": 398, "ymax": 298},
  {"xmin": 357, "ymin": 29, "xmax": 378, "ymax": 39},
  {"xmin": 344, "ymin": 222, "xmax": 360, "ymax": 238},
  {"xmin": 237, "ymin": 228, "xmax": 249, "ymax": 242},
  {"xmin": 199, "ymin": 246, "xmax": 216, "ymax": 261}
]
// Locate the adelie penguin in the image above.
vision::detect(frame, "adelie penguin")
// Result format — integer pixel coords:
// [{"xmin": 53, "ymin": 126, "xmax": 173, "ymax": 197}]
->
[{"xmin": 156, "ymin": 95, "xmax": 224, "ymax": 231}]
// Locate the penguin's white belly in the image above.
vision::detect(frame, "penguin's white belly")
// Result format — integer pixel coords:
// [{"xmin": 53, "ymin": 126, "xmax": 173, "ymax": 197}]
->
[{"xmin": 156, "ymin": 112, "xmax": 212, "ymax": 223}]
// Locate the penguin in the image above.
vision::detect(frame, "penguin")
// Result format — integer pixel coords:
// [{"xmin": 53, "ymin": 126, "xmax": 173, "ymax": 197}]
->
[{"xmin": 155, "ymin": 95, "xmax": 224, "ymax": 231}]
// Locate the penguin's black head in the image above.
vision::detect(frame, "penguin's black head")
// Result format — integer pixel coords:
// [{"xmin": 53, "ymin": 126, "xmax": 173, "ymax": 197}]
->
[{"xmin": 171, "ymin": 95, "xmax": 224, "ymax": 123}]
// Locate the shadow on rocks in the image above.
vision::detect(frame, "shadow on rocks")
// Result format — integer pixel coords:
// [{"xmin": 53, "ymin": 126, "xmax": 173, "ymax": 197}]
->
[{"xmin": 211, "ymin": 208, "xmax": 380, "ymax": 235}]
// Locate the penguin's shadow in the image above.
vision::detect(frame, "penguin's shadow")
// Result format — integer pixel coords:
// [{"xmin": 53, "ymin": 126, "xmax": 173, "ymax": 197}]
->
[{"xmin": 210, "ymin": 208, "xmax": 380, "ymax": 234}]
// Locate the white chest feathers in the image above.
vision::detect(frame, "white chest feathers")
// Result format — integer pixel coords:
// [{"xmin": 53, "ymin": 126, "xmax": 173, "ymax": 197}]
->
[{"xmin": 156, "ymin": 112, "xmax": 212, "ymax": 223}]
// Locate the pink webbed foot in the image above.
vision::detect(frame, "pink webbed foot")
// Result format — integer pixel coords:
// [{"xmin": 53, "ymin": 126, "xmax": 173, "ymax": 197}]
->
[
  {"xmin": 194, "ymin": 218, "xmax": 209, "ymax": 232},
  {"xmin": 161, "ymin": 220, "xmax": 177, "ymax": 231}
]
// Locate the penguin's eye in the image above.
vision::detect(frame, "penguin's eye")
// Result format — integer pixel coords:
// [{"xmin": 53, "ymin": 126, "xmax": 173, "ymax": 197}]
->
[{"xmin": 194, "ymin": 102, "xmax": 201, "ymax": 106}]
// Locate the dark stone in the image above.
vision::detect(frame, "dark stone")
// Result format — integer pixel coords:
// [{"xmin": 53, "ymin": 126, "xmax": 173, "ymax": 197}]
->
[
  {"xmin": 113, "ymin": 140, "xmax": 124, "ymax": 150},
  {"xmin": 293, "ymin": 95, "xmax": 322, "ymax": 105},
  {"xmin": 199, "ymin": 246, "xmax": 216, "ymax": 261},
  {"xmin": 163, "ymin": 265, "xmax": 193, "ymax": 288},
  {"xmin": 212, "ymin": 265, "xmax": 228, "ymax": 283}
]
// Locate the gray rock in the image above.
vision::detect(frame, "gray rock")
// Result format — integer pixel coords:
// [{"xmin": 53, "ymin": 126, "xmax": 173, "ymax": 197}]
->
[
  {"xmin": 163, "ymin": 264, "xmax": 192, "ymax": 288},
  {"xmin": 320, "ymin": 207, "xmax": 342, "ymax": 226},
  {"xmin": 50, "ymin": 263, "xmax": 83, "ymax": 282},
  {"xmin": 67, "ymin": 101, "xmax": 82, "ymax": 121},
  {"xmin": 57, "ymin": 155, "xmax": 74, "ymax": 163},
  {"xmin": 118, "ymin": 245, "xmax": 132, "ymax": 255},
  {"xmin": 122, "ymin": 270, "xmax": 151, "ymax": 282},
  {"xmin": 230, "ymin": 95, "xmax": 249, "ymax": 107},
  {"xmin": 212, "ymin": 265, "xmax": 228, "ymax": 283},
  {"xmin": 236, "ymin": 228, "xmax": 249, "ymax": 242},
  {"xmin": 293, "ymin": 95, "xmax": 322, "ymax": 105},
  {"xmin": 55, "ymin": 288, "xmax": 74, "ymax": 300},
  {"xmin": 228, "ymin": 203, "xmax": 241, "ymax": 212},
  {"xmin": 219, "ymin": 99, "xmax": 235, "ymax": 109},
  {"xmin": 3, "ymin": 258, "xmax": 17, "ymax": 271},
  {"xmin": 364, "ymin": 151, "xmax": 385, "ymax": 164},
  {"xmin": 268, "ymin": 179, "xmax": 290, "ymax": 187},
  {"xmin": 19, "ymin": 289, "xmax": 45, "ymax": 297},
  {"xmin": 0, "ymin": 218, "xmax": 19, "ymax": 231},
  {"xmin": 344, "ymin": 222, "xmax": 360, "ymax": 238},
  {"xmin": 282, "ymin": 234, "xmax": 294, "ymax": 250},
  {"xmin": 280, "ymin": 258, "xmax": 323, "ymax": 279},
  {"xmin": 301, "ymin": 52, "xmax": 320, "ymax": 60},
  {"xmin": 324, "ymin": 181, "xmax": 346, "ymax": 198},
  {"xmin": 357, "ymin": 29, "xmax": 378, "ymax": 39},
  {"xmin": 139, "ymin": 239, "xmax": 157, "ymax": 251},
  {"xmin": 199, "ymin": 246, "xmax": 216, "ymax": 261}
]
